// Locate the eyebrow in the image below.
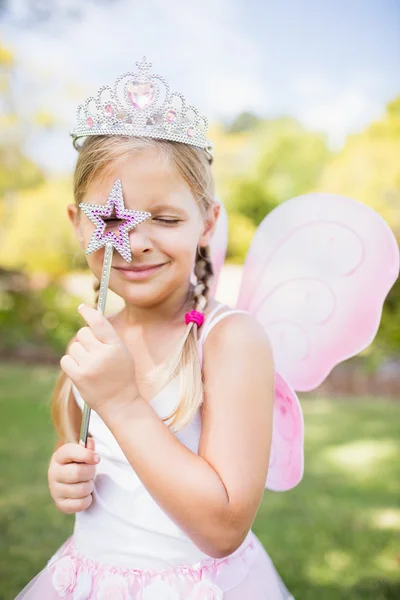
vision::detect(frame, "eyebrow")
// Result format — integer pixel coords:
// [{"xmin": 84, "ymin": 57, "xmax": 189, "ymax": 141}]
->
[{"xmin": 149, "ymin": 203, "xmax": 188, "ymax": 215}]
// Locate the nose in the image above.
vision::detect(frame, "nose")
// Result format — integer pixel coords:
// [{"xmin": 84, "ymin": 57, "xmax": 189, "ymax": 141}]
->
[{"xmin": 128, "ymin": 224, "xmax": 153, "ymax": 255}]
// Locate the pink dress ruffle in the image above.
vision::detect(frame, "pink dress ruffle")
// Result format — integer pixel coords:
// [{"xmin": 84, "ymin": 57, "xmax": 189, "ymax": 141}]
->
[{"xmin": 15, "ymin": 532, "xmax": 294, "ymax": 599}]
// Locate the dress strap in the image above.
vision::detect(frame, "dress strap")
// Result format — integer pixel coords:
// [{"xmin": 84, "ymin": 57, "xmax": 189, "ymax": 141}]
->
[
  {"xmin": 199, "ymin": 306, "xmax": 249, "ymax": 347},
  {"xmin": 198, "ymin": 303, "xmax": 226, "ymax": 345}
]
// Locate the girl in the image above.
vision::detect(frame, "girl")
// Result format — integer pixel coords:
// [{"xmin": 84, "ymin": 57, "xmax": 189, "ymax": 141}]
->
[{"xmin": 16, "ymin": 60, "xmax": 294, "ymax": 599}]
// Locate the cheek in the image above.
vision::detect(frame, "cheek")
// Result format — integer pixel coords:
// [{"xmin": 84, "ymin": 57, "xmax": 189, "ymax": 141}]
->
[
  {"xmin": 159, "ymin": 225, "xmax": 199, "ymax": 263},
  {"xmin": 80, "ymin": 223, "xmax": 111, "ymax": 275},
  {"xmin": 80, "ymin": 222, "xmax": 96, "ymax": 248},
  {"xmin": 85, "ymin": 250, "xmax": 106, "ymax": 280}
]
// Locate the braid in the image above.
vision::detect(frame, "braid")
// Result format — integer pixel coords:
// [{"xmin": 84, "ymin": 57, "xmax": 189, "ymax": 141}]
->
[
  {"xmin": 193, "ymin": 245, "xmax": 213, "ymax": 312},
  {"xmin": 154, "ymin": 245, "xmax": 213, "ymax": 431},
  {"xmin": 93, "ymin": 279, "xmax": 100, "ymax": 308}
]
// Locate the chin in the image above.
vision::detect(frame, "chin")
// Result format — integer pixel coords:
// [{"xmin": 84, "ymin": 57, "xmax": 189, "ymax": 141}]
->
[
  {"xmin": 109, "ymin": 279, "xmax": 169, "ymax": 308},
  {"xmin": 109, "ymin": 264, "xmax": 189, "ymax": 308},
  {"xmin": 124, "ymin": 290, "xmax": 166, "ymax": 308}
]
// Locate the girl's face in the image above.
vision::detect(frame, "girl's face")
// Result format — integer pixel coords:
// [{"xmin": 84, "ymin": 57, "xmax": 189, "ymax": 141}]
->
[{"xmin": 68, "ymin": 147, "xmax": 218, "ymax": 309}]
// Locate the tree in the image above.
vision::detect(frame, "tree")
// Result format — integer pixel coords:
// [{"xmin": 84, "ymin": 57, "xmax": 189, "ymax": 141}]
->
[
  {"xmin": 0, "ymin": 178, "xmax": 83, "ymax": 277},
  {"xmin": 315, "ymin": 97, "xmax": 400, "ymax": 358},
  {"xmin": 316, "ymin": 97, "xmax": 400, "ymax": 243},
  {"xmin": 0, "ymin": 42, "xmax": 44, "ymax": 228},
  {"xmin": 209, "ymin": 117, "xmax": 330, "ymax": 261},
  {"xmin": 224, "ymin": 117, "xmax": 331, "ymax": 226},
  {"xmin": 228, "ymin": 111, "xmax": 261, "ymax": 133}
]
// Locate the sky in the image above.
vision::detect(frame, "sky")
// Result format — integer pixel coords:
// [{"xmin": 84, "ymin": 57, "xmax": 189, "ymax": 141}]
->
[{"xmin": 1, "ymin": 0, "xmax": 400, "ymax": 172}]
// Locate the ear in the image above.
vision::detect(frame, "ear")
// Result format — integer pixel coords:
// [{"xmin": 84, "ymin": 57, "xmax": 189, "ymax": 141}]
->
[
  {"xmin": 198, "ymin": 202, "xmax": 220, "ymax": 248},
  {"xmin": 67, "ymin": 203, "xmax": 85, "ymax": 249}
]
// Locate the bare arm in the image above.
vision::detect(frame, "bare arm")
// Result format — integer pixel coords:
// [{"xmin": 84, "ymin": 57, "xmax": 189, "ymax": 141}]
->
[{"xmin": 98, "ymin": 314, "xmax": 275, "ymax": 558}]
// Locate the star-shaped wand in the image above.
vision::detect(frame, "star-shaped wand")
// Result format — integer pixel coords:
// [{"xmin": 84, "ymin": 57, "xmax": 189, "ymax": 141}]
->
[{"xmin": 78, "ymin": 178, "xmax": 151, "ymax": 445}]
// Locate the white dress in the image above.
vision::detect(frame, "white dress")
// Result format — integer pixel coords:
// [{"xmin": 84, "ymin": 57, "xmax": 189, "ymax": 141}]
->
[{"xmin": 16, "ymin": 303, "xmax": 294, "ymax": 599}]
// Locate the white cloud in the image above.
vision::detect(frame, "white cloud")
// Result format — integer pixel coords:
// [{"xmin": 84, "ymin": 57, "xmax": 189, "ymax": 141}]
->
[
  {"xmin": 290, "ymin": 73, "xmax": 385, "ymax": 146},
  {"xmin": 1, "ymin": 1, "xmax": 395, "ymax": 168},
  {"xmin": 3, "ymin": 0, "xmax": 264, "ymax": 170}
]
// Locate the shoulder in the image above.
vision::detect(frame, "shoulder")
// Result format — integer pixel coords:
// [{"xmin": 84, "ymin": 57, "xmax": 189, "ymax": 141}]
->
[
  {"xmin": 204, "ymin": 308, "xmax": 272, "ymax": 352},
  {"xmin": 202, "ymin": 309, "xmax": 274, "ymax": 372}
]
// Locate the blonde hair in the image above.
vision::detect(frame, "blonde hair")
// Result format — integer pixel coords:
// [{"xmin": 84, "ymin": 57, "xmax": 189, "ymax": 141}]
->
[{"xmin": 51, "ymin": 136, "xmax": 215, "ymax": 441}]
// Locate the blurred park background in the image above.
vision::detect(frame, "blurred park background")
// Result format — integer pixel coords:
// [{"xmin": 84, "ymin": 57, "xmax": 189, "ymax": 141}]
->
[{"xmin": 0, "ymin": 1, "xmax": 399, "ymax": 599}]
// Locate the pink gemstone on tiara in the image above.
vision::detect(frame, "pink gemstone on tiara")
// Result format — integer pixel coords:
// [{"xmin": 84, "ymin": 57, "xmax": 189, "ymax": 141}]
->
[
  {"xmin": 127, "ymin": 81, "xmax": 155, "ymax": 110},
  {"xmin": 166, "ymin": 109, "xmax": 177, "ymax": 123},
  {"xmin": 70, "ymin": 58, "xmax": 213, "ymax": 152}
]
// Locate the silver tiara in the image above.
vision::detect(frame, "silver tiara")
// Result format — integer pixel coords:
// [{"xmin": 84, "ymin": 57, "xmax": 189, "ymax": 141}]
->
[{"xmin": 70, "ymin": 56, "xmax": 213, "ymax": 154}]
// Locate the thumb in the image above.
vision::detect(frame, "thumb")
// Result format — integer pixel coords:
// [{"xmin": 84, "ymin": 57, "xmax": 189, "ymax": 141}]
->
[{"xmin": 78, "ymin": 304, "xmax": 120, "ymax": 344}]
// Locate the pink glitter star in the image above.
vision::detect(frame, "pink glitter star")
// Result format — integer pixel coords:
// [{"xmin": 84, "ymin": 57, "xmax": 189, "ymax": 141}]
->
[{"xmin": 79, "ymin": 179, "xmax": 151, "ymax": 262}]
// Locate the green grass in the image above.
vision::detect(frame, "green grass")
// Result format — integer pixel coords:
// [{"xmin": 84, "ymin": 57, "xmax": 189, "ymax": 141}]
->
[{"xmin": 1, "ymin": 363, "xmax": 399, "ymax": 600}]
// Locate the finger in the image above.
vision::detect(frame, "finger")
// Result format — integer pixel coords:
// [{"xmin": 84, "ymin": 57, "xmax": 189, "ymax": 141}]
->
[
  {"xmin": 55, "ymin": 443, "xmax": 99, "ymax": 466},
  {"xmin": 86, "ymin": 437, "xmax": 96, "ymax": 452},
  {"xmin": 79, "ymin": 436, "xmax": 96, "ymax": 450},
  {"xmin": 68, "ymin": 341, "xmax": 88, "ymax": 365},
  {"xmin": 55, "ymin": 462, "xmax": 96, "ymax": 484},
  {"xmin": 76, "ymin": 326, "xmax": 99, "ymax": 351},
  {"xmin": 57, "ymin": 496, "xmax": 93, "ymax": 514},
  {"xmin": 60, "ymin": 354, "xmax": 79, "ymax": 381},
  {"xmin": 56, "ymin": 480, "xmax": 94, "ymax": 500},
  {"xmin": 78, "ymin": 304, "xmax": 120, "ymax": 344}
]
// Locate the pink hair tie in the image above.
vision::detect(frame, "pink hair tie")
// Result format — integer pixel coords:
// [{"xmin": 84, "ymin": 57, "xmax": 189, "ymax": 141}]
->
[{"xmin": 185, "ymin": 310, "xmax": 205, "ymax": 327}]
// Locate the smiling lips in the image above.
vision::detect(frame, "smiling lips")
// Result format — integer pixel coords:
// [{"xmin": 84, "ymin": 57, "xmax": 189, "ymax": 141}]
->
[{"xmin": 114, "ymin": 262, "xmax": 168, "ymax": 280}]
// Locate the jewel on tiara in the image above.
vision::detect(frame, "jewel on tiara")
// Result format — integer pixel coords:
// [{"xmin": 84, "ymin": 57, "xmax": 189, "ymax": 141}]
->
[{"xmin": 70, "ymin": 56, "xmax": 213, "ymax": 155}]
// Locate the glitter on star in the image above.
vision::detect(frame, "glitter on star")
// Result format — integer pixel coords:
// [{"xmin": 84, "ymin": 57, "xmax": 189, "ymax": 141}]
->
[{"xmin": 79, "ymin": 178, "xmax": 151, "ymax": 262}]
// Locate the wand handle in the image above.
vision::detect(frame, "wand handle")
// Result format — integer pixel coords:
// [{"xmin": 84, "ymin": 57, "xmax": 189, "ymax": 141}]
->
[{"xmin": 79, "ymin": 243, "xmax": 114, "ymax": 446}]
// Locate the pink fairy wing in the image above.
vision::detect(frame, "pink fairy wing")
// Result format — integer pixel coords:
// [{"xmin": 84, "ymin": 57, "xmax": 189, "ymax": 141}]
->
[
  {"xmin": 209, "ymin": 199, "xmax": 228, "ymax": 298},
  {"xmin": 267, "ymin": 372, "xmax": 304, "ymax": 491},
  {"xmin": 237, "ymin": 193, "xmax": 399, "ymax": 491},
  {"xmin": 237, "ymin": 193, "xmax": 399, "ymax": 391}
]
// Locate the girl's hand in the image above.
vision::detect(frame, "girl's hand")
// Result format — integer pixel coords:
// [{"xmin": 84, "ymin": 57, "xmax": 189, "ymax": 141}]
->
[
  {"xmin": 48, "ymin": 438, "xmax": 99, "ymax": 514},
  {"xmin": 60, "ymin": 304, "xmax": 139, "ymax": 416}
]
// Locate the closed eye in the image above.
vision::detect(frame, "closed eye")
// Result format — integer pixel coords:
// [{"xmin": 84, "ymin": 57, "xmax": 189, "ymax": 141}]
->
[{"xmin": 153, "ymin": 218, "xmax": 180, "ymax": 224}]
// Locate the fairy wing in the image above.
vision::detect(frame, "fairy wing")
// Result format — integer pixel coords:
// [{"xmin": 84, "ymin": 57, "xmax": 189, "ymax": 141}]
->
[
  {"xmin": 267, "ymin": 372, "xmax": 304, "ymax": 491},
  {"xmin": 237, "ymin": 192, "xmax": 399, "ymax": 491},
  {"xmin": 237, "ymin": 193, "xmax": 399, "ymax": 389}
]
